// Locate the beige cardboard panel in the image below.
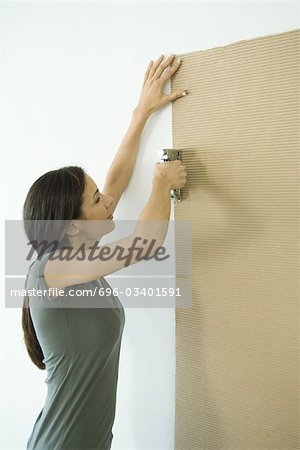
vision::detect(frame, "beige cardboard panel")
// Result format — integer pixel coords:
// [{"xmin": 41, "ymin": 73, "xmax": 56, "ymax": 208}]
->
[{"xmin": 172, "ymin": 29, "xmax": 299, "ymax": 449}]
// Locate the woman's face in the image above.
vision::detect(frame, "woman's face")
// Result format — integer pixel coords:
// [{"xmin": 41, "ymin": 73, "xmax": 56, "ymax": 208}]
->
[
  {"xmin": 81, "ymin": 174, "xmax": 114, "ymax": 221},
  {"xmin": 67, "ymin": 174, "xmax": 115, "ymax": 247}
]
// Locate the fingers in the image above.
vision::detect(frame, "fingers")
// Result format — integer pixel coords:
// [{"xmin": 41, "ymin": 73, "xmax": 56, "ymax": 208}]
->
[
  {"xmin": 148, "ymin": 54, "xmax": 165, "ymax": 80},
  {"xmin": 145, "ymin": 54, "xmax": 183, "ymax": 85},
  {"xmin": 146, "ymin": 54, "xmax": 183, "ymax": 85},
  {"xmin": 160, "ymin": 58, "xmax": 182, "ymax": 83},
  {"xmin": 153, "ymin": 54, "xmax": 176, "ymax": 79},
  {"xmin": 169, "ymin": 161, "xmax": 187, "ymax": 177}
]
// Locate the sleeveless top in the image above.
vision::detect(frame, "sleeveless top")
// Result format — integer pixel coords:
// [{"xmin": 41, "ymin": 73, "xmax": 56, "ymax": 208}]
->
[{"xmin": 25, "ymin": 250, "xmax": 126, "ymax": 450}]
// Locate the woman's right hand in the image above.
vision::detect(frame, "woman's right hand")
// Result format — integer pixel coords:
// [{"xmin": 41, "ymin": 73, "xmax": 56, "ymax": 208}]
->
[{"xmin": 153, "ymin": 160, "xmax": 187, "ymax": 190}]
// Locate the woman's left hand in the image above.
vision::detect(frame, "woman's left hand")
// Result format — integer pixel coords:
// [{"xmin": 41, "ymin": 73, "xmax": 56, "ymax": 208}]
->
[{"xmin": 135, "ymin": 54, "xmax": 188, "ymax": 117}]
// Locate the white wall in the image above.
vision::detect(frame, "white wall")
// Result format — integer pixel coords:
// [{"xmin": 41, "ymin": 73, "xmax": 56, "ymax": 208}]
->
[{"xmin": 1, "ymin": 2, "xmax": 298, "ymax": 449}]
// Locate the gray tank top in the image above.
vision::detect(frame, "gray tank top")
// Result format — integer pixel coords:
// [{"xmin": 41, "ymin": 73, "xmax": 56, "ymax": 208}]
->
[{"xmin": 26, "ymin": 250, "xmax": 126, "ymax": 450}]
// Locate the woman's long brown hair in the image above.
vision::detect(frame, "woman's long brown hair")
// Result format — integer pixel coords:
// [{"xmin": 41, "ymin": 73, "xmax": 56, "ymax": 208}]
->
[{"xmin": 22, "ymin": 166, "xmax": 86, "ymax": 369}]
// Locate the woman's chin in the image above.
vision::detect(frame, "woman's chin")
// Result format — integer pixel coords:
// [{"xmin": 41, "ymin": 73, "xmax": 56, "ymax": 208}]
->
[{"xmin": 100, "ymin": 220, "xmax": 115, "ymax": 236}]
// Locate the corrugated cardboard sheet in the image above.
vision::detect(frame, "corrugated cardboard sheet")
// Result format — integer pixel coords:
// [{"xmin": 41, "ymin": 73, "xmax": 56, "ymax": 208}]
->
[{"xmin": 171, "ymin": 29, "xmax": 299, "ymax": 450}]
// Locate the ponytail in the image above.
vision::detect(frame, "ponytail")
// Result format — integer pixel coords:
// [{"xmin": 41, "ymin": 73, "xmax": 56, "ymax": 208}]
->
[
  {"xmin": 21, "ymin": 273, "xmax": 45, "ymax": 370},
  {"xmin": 22, "ymin": 165, "xmax": 86, "ymax": 368}
]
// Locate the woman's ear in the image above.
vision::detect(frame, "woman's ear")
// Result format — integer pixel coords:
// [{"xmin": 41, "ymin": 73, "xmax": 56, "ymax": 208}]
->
[{"xmin": 66, "ymin": 220, "xmax": 82, "ymax": 236}]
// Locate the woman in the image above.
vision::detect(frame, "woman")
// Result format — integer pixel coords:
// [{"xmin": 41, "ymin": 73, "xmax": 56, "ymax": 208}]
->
[{"xmin": 22, "ymin": 54, "xmax": 188, "ymax": 449}]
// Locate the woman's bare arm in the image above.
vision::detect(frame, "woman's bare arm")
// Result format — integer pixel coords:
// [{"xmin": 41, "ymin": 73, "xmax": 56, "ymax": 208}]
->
[{"xmin": 44, "ymin": 175, "xmax": 172, "ymax": 290}]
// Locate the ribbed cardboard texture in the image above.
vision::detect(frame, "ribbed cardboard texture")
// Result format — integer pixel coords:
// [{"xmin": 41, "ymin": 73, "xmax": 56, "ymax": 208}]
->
[{"xmin": 171, "ymin": 29, "xmax": 299, "ymax": 450}]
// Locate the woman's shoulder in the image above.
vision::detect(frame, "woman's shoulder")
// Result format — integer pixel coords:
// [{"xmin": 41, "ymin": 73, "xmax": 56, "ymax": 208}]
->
[
  {"xmin": 43, "ymin": 250, "xmax": 68, "ymax": 291},
  {"xmin": 27, "ymin": 250, "xmax": 65, "ymax": 290}
]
